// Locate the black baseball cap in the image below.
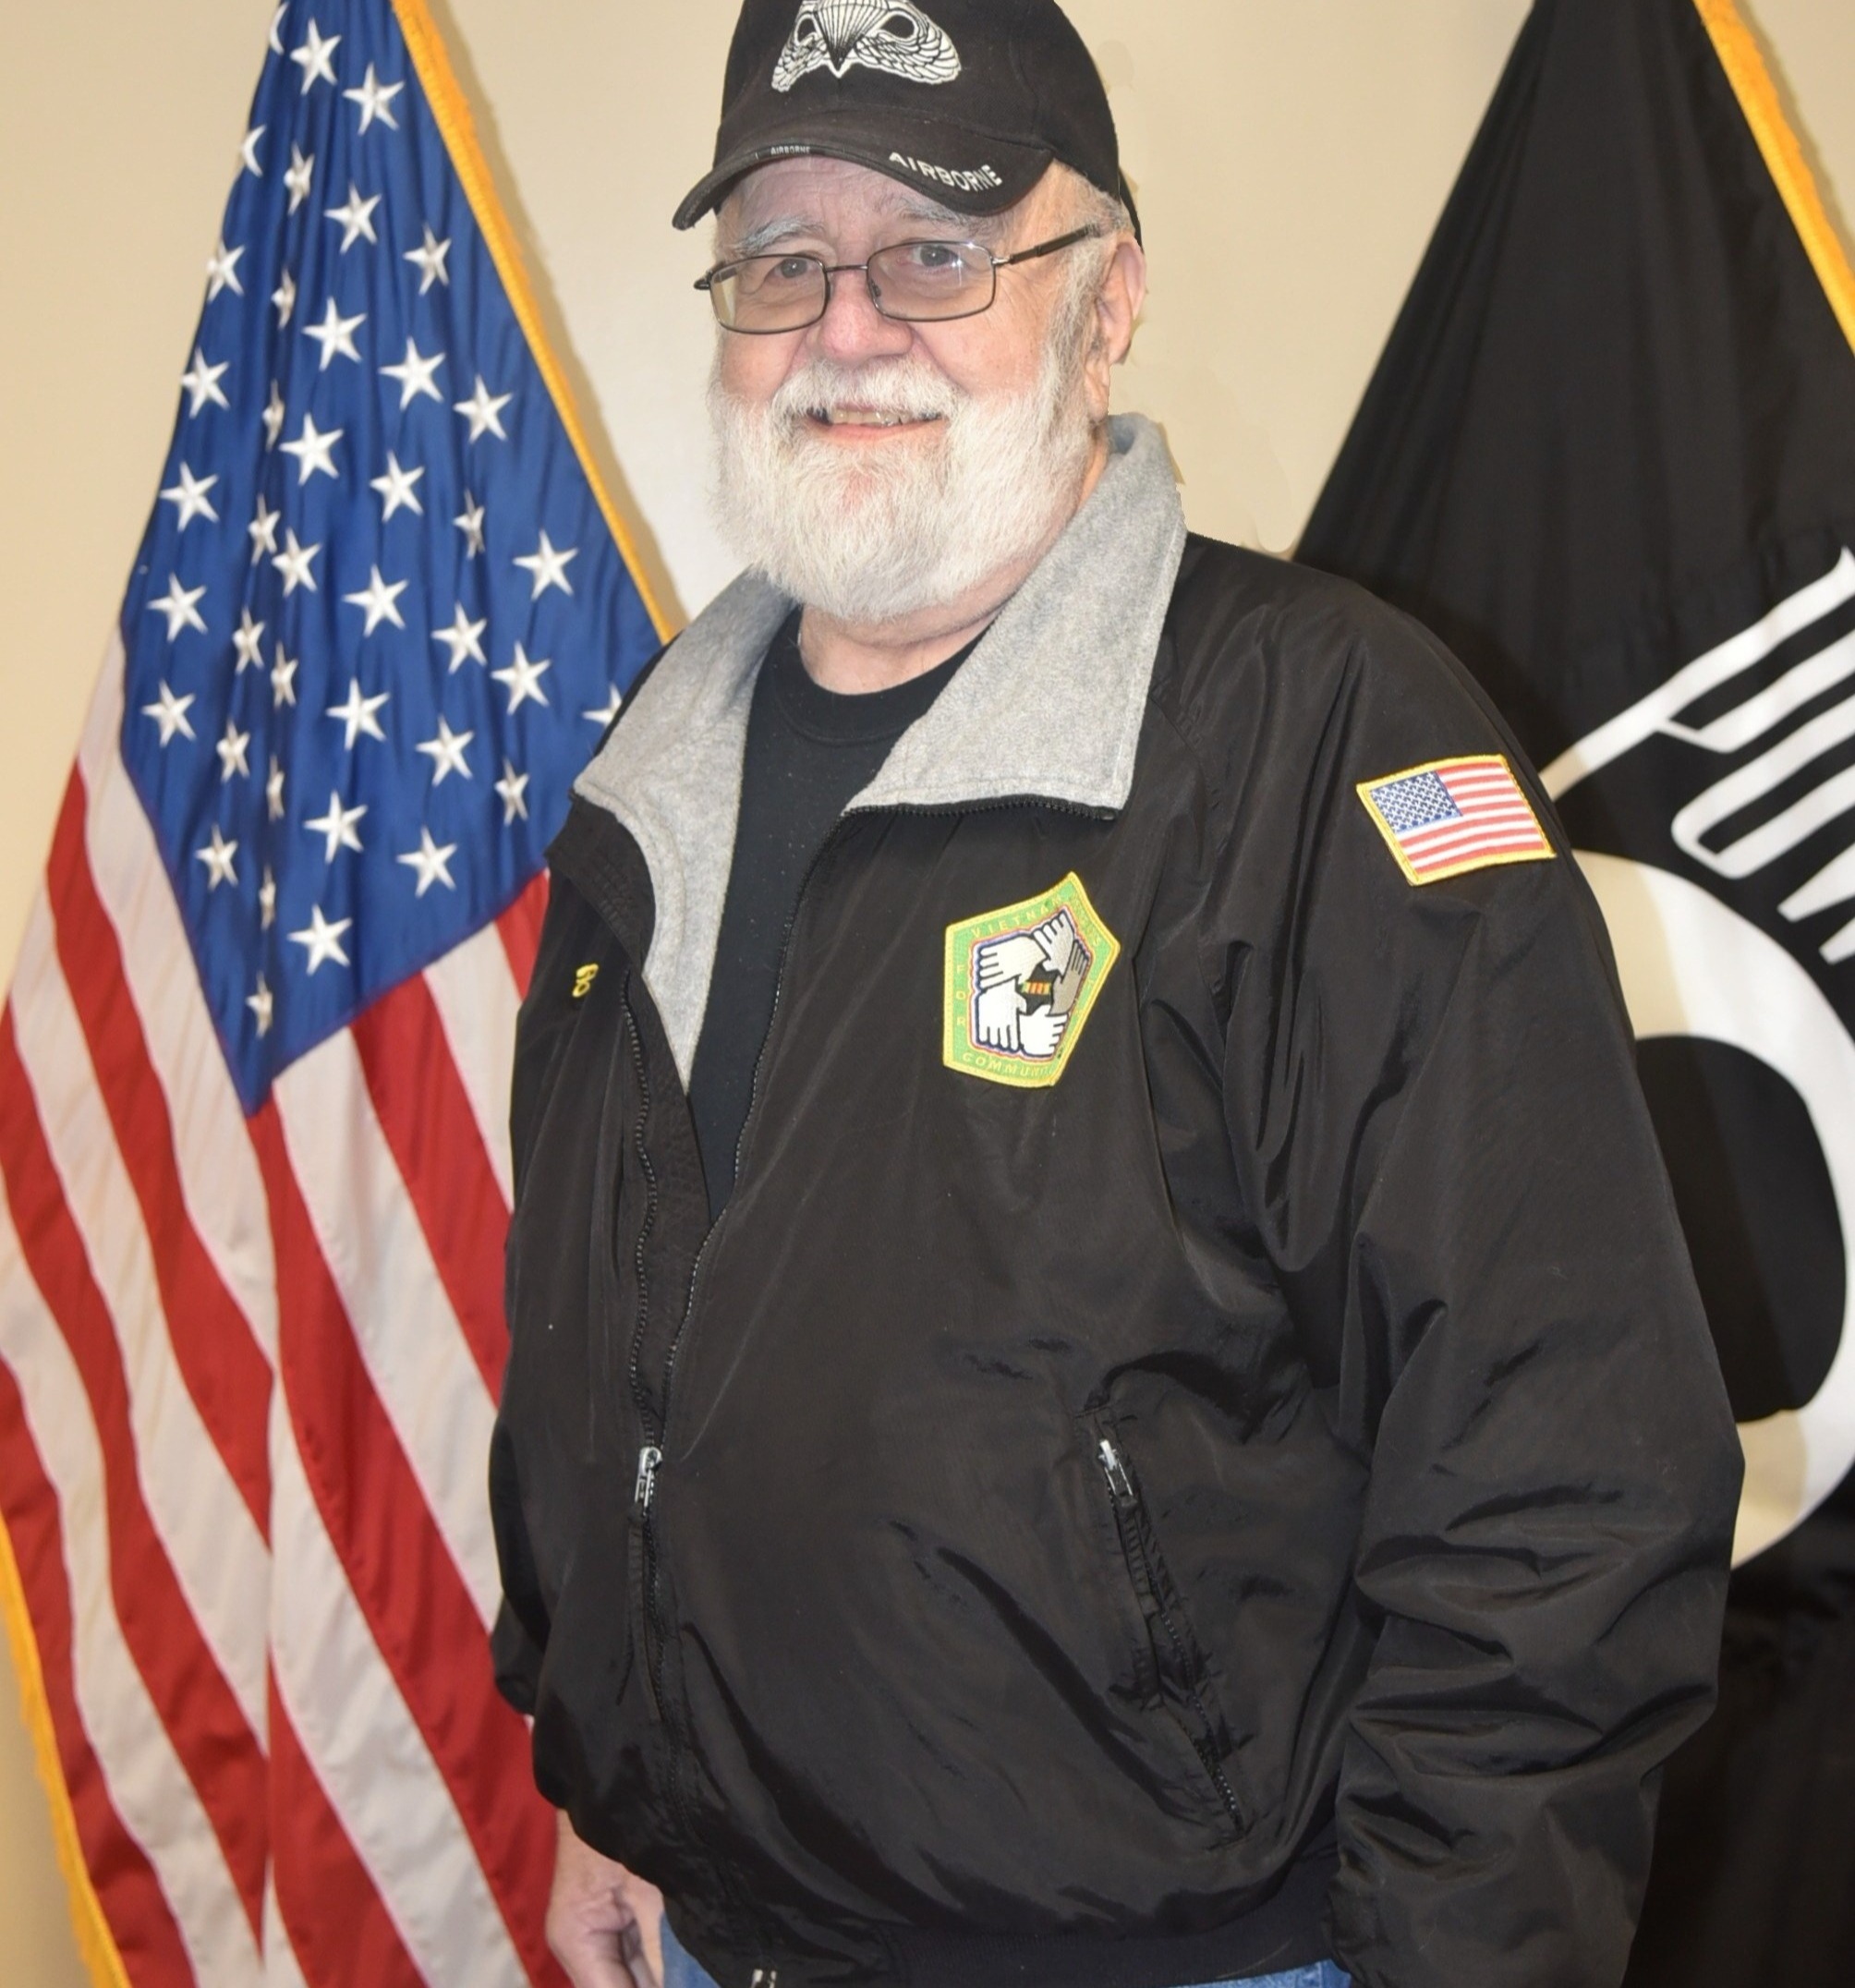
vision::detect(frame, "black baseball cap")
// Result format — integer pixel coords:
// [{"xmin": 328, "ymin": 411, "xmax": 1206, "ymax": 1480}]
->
[{"xmin": 673, "ymin": 0, "xmax": 1136, "ymax": 238}]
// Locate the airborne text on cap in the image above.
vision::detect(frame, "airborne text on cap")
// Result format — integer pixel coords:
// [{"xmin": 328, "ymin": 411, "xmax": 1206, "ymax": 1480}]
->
[{"xmin": 888, "ymin": 152, "xmax": 1004, "ymax": 194}]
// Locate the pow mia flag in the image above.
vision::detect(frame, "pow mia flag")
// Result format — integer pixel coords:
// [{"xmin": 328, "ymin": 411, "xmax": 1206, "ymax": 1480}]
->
[{"xmin": 1298, "ymin": 0, "xmax": 1855, "ymax": 1978}]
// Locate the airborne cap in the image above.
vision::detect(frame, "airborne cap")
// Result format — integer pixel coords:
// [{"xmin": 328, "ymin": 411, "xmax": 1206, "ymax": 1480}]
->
[{"xmin": 674, "ymin": 0, "xmax": 1136, "ymax": 236}]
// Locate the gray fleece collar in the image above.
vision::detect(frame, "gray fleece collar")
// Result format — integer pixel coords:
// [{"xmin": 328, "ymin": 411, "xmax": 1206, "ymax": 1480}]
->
[{"xmin": 574, "ymin": 413, "xmax": 1186, "ymax": 1080}]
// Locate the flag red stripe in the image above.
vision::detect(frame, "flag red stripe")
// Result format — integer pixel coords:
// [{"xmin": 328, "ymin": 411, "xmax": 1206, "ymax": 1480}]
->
[
  {"xmin": 350, "ymin": 976, "xmax": 511, "ymax": 1396},
  {"xmin": 0, "ymin": 1349, "xmax": 198, "ymax": 1987},
  {"xmin": 269, "ymin": 1684, "xmax": 428, "ymax": 1988},
  {"xmin": 1403, "ymin": 817, "xmax": 1545, "ymax": 853},
  {"xmin": 497, "ymin": 874, "xmax": 549, "ymax": 1000},
  {"xmin": 250, "ymin": 1098, "xmax": 562, "ymax": 1986},
  {"xmin": 0, "ymin": 1015, "xmax": 268, "ymax": 1935},
  {"xmin": 45, "ymin": 774, "xmax": 272, "ymax": 1532},
  {"xmin": 1408, "ymin": 845, "xmax": 1549, "ymax": 873},
  {"xmin": 1403, "ymin": 821, "xmax": 1549, "ymax": 856}
]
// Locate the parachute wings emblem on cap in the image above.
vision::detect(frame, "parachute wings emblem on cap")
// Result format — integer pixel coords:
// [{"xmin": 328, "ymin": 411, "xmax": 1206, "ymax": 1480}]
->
[{"xmin": 773, "ymin": 2, "xmax": 964, "ymax": 93}]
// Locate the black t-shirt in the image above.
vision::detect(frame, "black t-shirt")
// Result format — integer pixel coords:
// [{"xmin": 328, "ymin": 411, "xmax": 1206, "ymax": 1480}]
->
[{"xmin": 688, "ymin": 612, "xmax": 972, "ymax": 1216}]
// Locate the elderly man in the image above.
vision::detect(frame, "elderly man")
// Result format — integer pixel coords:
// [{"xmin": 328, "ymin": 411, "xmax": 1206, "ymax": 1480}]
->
[{"xmin": 490, "ymin": 4, "xmax": 1741, "ymax": 1986}]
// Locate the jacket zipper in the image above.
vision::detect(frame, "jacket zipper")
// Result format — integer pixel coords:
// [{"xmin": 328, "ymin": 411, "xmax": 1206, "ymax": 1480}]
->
[
  {"xmin": 623, "ymin": 794, "xmax": 1112, "ymax": 1951},
  {"xmin": 617, "ymin": 988, "xmax": 669, "ymax": 1714},
  {"xmin": 636, "ymin": 797, "xmax": 1109, "ymax": 1711},
  {"xmin": 1095, "ymin": 1433, "xmax": 1243, "ymax": 1830}
]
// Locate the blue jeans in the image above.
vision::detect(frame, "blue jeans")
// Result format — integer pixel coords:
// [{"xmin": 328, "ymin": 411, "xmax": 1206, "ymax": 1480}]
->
[{"xmin": 662, "ymin": 1920, "xmax": 1350, "ymax": 1988}]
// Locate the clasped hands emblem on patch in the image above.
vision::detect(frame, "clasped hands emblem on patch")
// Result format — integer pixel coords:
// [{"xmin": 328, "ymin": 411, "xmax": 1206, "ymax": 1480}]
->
[
  {"xmin": 973, "ymin": 911, "xmax": 1087, "ymax": 1061},
  {"xmin": 944, "ymin": 874, "xmax": 1120, "ymax": 1089}
]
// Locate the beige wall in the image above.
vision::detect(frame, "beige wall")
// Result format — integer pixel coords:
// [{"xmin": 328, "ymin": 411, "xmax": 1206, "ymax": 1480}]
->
[{"xmin": 0, "ymin": 3, "xmax": 1849, "ymax": 1981}]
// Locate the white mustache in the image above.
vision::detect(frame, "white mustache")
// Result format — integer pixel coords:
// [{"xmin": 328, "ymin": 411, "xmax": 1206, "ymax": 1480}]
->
[{"xmin": 770, "ymin": 359, "xmax": 965, "ymax": 432}]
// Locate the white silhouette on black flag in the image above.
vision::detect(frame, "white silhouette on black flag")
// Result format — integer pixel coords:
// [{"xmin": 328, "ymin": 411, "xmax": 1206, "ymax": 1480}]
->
[{"xmin": 1299, "ymin": 1, "xmax": 1855, "ymax": 1978}]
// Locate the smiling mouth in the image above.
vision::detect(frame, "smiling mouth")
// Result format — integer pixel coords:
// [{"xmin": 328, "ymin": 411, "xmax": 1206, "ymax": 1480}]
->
[{"xmin": 806, "ymin": 407, "xmax": 946, "ymax": 430}]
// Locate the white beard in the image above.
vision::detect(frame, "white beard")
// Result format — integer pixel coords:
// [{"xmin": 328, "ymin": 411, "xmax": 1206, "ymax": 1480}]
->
[{"xmin": 709, "ymin": 325, "xmax": 1098, "ymax": 625}]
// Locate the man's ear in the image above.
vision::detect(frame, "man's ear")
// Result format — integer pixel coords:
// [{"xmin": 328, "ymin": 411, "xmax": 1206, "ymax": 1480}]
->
[
  {"xmin": 1098, "ymin": 236, "xmax": 1147, "ymax": 368},
  {"xmin": 1084, "ymin": 236, "xmax": 1147, "ymax": 418}
]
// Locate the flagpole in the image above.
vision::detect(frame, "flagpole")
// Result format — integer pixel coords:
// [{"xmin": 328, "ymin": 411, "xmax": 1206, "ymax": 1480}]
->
[{"xmin": 1694, "ymin": 0, "xmax": 1855, "ymax": 354}]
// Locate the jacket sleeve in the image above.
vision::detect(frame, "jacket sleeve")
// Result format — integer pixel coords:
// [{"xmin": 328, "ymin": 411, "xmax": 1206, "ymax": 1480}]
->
[
  {"xmin": 1217, "ymin": 599, "xmax": 1742, "ymax": 1986},
  {"xmin": 488, "ymin": 865, "xmax": 609, "ymax": 1719}
]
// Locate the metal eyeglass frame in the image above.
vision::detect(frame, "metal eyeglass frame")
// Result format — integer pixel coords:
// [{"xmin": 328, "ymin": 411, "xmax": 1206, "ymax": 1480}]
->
[{"xmin": 696, "ymin": 225, "xmax": 1103, "ymax": 334}]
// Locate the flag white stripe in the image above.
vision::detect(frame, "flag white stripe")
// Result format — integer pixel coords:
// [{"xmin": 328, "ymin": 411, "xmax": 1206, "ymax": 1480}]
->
[
  {"xmin": 273, "ymin": 1036, "xmax": 501, "ymax": 1625},
  {"xmin": 263, "ymin": 1874, "xmax": 312, "ymax": 1988},
  {"xmin": 422, "ymin": 926, "xmax": 521, "ymax": 1209},
  {"xmin": 9, "ymin": 894, "xmax": 271, "ymax": 1736},
  {"xmin": 77, "ymin": 639, "xmax": 280, "ymax": 1368},
  {"xmin": 0, "ymin": 1191, "xmax": 263, "ymax": 1987},
  {"xmin": 269, "ymin": 1411, "xmax": 525, "ymax": 1987}
]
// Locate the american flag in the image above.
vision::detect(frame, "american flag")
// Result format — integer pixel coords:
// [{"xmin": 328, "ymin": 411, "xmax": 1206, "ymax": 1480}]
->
[
  {"xmin": 0, "ymin": 2, "xmax": 667, "ymax": 1982},
  {"xmin": 1359, "ymin": 754, "xmax": 1555, "ymax": 884}
]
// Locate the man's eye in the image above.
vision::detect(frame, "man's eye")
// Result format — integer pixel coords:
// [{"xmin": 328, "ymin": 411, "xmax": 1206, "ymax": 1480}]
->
[
  {"xmin": 890, "ymin": 243, "xmax": 971, "ymax": 280},
  {"xmin": 767, "ymin": 257, "xmax": 817, "ymax": 285}
]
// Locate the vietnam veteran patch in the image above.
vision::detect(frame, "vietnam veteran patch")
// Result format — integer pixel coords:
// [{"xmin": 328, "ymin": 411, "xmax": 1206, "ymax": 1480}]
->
[
  {"xmin": 1358, "ymin": 755, "xmax": 1556, "ymax": 885},
  {"xmin": 944, "ymin": 874, "xmax": 1121, "ymax": 1089}
]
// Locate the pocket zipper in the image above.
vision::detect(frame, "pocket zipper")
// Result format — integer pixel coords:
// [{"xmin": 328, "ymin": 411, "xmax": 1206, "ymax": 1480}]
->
[{"xmin": 1095, "ymin": 1432, "xmax": 1243, "ymax": 1830}]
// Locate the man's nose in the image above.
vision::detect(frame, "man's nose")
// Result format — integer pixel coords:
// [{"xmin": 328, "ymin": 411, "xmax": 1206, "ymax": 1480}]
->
[{"xmin": 808, "ymin": 265, "xmax": 917, "ymax": 365}]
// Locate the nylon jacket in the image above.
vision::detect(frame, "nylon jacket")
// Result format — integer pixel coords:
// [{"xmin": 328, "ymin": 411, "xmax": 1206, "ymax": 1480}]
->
[{"xmin": 491, "ymin": 418, "xmax": 1741, "ymax": 1988}]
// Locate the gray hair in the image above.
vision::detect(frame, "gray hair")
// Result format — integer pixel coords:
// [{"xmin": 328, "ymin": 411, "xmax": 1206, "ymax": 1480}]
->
[{"xmin": 1049, "ymin": 167, "xmax": 1135, "ymax": 367}]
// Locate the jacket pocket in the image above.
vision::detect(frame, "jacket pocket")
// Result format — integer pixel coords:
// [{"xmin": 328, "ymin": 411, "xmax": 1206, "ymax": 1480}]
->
[{"xmin": 1088, "ymin": 1412, "xmax": 1244, "ymax": 1837}]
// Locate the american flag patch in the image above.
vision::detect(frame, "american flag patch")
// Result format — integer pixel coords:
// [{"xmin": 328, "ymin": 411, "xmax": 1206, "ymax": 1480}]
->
[{"xmin": 1358, "ymin": 755, "xmax": 1556, "ymax": 884}]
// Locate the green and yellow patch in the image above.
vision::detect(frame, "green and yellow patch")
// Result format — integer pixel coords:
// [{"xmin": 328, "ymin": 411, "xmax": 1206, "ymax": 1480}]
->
[{"xmin": 943, "ymin": 873, "xmax": 1121, "ymax": 1090}]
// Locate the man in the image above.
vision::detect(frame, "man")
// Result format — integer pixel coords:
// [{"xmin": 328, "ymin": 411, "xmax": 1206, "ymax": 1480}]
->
[{"xmin": 490, "ymin": 3, "xmax": 1743, "ymax": 1984}]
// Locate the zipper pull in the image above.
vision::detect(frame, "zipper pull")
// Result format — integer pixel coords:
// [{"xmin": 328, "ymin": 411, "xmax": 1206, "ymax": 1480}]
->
[
  {"xmin": 1097, "ymin": 1437, "xmax": 1134, "ymax": 1501},
  {"xmin": 635, "ymin": 1445, "xmax": 663, "ymax": 1511}
]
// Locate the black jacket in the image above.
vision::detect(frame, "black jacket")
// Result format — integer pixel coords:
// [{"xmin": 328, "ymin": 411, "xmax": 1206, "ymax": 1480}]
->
[{"xmin": 491, "ymin": 419, "xmax": 1740, "ymax": 1988}]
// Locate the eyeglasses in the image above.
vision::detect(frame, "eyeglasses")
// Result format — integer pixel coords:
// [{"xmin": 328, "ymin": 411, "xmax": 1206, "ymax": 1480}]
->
[{"xmin": 697, "ymin": 226, "xmax": 1102, "ymax": 335}]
